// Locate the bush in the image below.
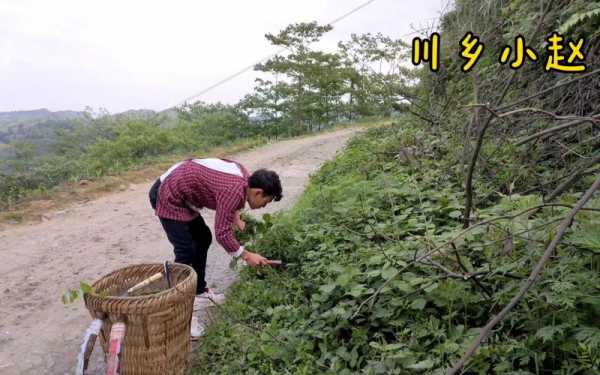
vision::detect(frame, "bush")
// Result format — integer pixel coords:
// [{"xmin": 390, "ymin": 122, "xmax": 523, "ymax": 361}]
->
[{"xmin": 84, "ymin": 120, "xmax": 179, "ymax": 174}]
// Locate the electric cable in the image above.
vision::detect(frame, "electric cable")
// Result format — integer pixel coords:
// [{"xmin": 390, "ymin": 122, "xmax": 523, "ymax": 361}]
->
[{"xmin": 175, "ymin": 0, "xmax": 380, "ymax": 107}]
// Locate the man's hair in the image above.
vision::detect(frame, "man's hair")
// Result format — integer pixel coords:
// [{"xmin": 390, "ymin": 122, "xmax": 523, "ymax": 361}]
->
[{"xmin": 248, "ymin": 169, "xmax": 282, "ymax": 201}]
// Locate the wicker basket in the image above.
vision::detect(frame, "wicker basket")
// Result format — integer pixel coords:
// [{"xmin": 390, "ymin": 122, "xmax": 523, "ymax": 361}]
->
[{"xmin": 84, "ymin": 263, "xmax": 197, "ymax": 375}]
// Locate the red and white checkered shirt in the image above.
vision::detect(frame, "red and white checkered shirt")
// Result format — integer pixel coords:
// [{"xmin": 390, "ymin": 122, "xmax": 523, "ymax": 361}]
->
[{"xmin": 155, "ymin": 158, "xmax": 249, "ymax": 254}]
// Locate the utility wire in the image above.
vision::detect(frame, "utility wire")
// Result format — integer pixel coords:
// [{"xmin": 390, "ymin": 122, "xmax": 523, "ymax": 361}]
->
[
  {"xmin": 175, "ymin": 0, "xmax": 380, "ymax": 107},
  {"xmin": 175, "ymin": 51, "xmax": 286, "ymax": 107},
  {"xmin": 328, "ymin": 0, "xmax": 377, "ymax": 25}
]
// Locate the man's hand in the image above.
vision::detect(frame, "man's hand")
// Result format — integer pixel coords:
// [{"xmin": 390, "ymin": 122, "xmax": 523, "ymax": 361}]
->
[
  {"xmin": 233, "ymin": 211, "xmax": 246, "ymax": 232},
  {"xmin": 234, "ymin": 218, "xmax": 246, "ymax": 232},
  {"xmin": 240, "ymin": 250, "xmax": 271, "ymax": 267}
]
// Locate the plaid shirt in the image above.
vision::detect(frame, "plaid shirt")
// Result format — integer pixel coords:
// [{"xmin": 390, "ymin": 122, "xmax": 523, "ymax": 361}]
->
[{"xmin": 155, "ymin": 159, "xmax": 249, "ymax": 254}]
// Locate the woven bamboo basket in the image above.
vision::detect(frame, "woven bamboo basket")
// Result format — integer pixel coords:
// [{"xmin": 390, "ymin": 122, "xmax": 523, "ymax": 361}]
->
[{"xmin": 84, "ymin": 263, "xmax": 197, "ymax": 375}]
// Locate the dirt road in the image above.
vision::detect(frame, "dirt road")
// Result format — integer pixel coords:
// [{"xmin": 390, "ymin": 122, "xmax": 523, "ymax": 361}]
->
[{"xmin": 0, "ymin": 128, "xmax": 360, "ymax": 375}]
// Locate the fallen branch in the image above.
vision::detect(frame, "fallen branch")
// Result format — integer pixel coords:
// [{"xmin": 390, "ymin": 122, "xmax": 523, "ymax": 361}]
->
[
  {"xmin": 447, "ymin": 174, "xmax": 600, "ymax": 375},
  {"xmin": 463, "ymin": 104, "xmax": 600, "ymax": 124},
  {"xmin": 519, "ymin": 167, "xmax": 600, "ymax": 195},
  {"xmin": 515, "ymin": 114, "xmax": 600, "ymax": 146},
  {"xmin": 420, "ymin": 258, "xmax": 468, "ymax": 279},
  {"xmin": 544, "ymin": 153, "xmax": 600, "ymax": 202},
  {"xmin": 452, "ymin": 243, "xmax": 493, "ymax": 298},
  {"xmin": 351, "ymin": 201, "xmax": 600, "ymax": 319},
  {"xmin": 495, "ymin": 68, "xmax": 600, "ymax": 112}
]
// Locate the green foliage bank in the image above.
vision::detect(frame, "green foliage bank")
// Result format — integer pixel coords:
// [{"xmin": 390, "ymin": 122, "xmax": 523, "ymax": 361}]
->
[{"xmin": 193, "ymin": 123, "xmax": 600, "ymax": 374}]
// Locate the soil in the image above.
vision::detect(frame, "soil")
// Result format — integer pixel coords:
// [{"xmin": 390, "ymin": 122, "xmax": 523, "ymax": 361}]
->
[{"xmin": 0, "ymin": 127, "xmax": 360, "ymax": 375}]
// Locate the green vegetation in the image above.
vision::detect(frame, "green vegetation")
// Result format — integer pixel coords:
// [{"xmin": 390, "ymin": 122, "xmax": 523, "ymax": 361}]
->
[
  {"xmin": 2, "ymin": 1, "xmax": 598, "ymax": 371},
  {"xmin": 192, "ymin": 1, "xmax": 600, "ymax": 373},
  {"xmin": 0, "ymin": 105, "xmax": 267, "ymax": 210},
  {"xmin": 194, "ymin": 122, "xmax": 599, "ymax": 374},
  {"xmin": 413, "ymin": 0, "xmax": 599, "ymax": 217}
]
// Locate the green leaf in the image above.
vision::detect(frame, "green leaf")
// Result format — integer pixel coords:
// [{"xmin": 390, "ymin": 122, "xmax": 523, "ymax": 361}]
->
[
  {"xmin": 336, "ymin": 273, "xmax": 353, "ymax": 287},
  {"xmin": 382, "ymin": 343, "xmax": 404, "ymax": 351},
  {"xmin": 535, "ymin": 324, "xmax": 567, "ymax": 343},
  {"xmin": 348, "ymin": 284, "xmax": 367, "ymax": 297},
  {"xmin": 407, "ymin": 359, "xmax": 434, "ymax": 370},
  {"xmin": 559, "ymin": 7, "xmax": 600, "ymax": 34},
  {"xmin": 392, "ymin": 279, "xmax": 414, "ymax": 293},
  {"xmin": 319, "ymin": 283, "xmax": 337, "ymax": 294},
  {"xmin": 574, "ymin": 327, "xmax": 600, "ymax": 349},
  {"xmin": 366, "ymin": 269, "xmax": 382, "ymax": 278},
  {"xmin": 423, "ymin": 283, "xmax": 438, "ymax": 293},
  {"xmin": 62, "ymin": 289, "xmax": 80, "ymax": 304},
  {"xmin": 381, "ymin": 266, "xmax": 398, "ymax": 280},
  {"xmin": 568, "ymin": 222, "xmax": 600, "ymax": 253},
  {"xmin": 410, "ymin": 298, "xmax": 427, "ymax": 310},
  {"xmin": 408, "ymin": 277, "xmax": 427, "ymax": 286},
  {"xmin": 80, "ymin": 282, "xmax": 92, "ymax": 295}
]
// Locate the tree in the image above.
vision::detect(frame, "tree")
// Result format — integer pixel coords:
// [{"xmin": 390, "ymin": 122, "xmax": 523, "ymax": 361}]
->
[
  {"xmin": 252, "ymin": 22, "xmax": 343, "ymax": 131},
  {"xmin": 338, "ymin": 33, "xmax": 413, "ymax": 117}
]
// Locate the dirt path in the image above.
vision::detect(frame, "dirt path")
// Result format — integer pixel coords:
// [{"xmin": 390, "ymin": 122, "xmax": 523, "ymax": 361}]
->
[{"xmin": 0, "ymin": 128, "xmax": 359, "ymax": 375}]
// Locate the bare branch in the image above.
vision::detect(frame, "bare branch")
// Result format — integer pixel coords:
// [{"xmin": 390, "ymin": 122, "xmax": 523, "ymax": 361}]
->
[
  {"xmin": 447, "ymin": 175, "xmax": 600, "ymax": 375},
  {"xmin": 452, "ymin": 243, "xmax": 493, "ymax": 298},
  {"xmin": 515, "ymin": 114, "xmax": 600, "ymax": 146},
  {"xmin": 351, "ymin": 202, "xmax": 592, "ymax": 319},
  {"xmin": 496, "ymin": 68, "xmax": 600, "ymax": 112},
  {"xmin": 407, "ymin": 107, "xmax": 436, "ymax": 125},
  {"xmin": 461, "ymin": 72, "xmax": 481, "ymax": 178},
  {"xmin": 519, "ymin": 167, "xmax": 600, "ymax": 195},
  {"xmin": 464, "ymin": 104, "xmax": 600, "ymax": 123},
  {"xmin": 420, "ymin": 258, "xmax": 466, "ymax": 279},
  {"xmin": 545, "ymin": 153, "xmax": 600, "ymax": 202}
]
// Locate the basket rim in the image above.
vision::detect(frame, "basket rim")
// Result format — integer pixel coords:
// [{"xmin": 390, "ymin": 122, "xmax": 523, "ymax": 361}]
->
[{"xmin": 88, "ymin": 262, "xmax": 196, "ymax": 301}]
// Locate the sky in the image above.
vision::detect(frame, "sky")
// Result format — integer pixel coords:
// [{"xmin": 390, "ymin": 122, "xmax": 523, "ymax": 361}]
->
[{"xmin": 0, "ymin": 0, "xmax": 447, "ymax": 113}]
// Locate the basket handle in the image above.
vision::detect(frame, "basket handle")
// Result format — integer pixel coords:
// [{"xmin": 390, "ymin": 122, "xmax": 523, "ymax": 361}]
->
[
  {"xmin": 121, "ymin": 272, "xmax": 164, "ymax": 296},
  {"xmin": 76, "ymin": 319, "xmax": 103, "ymax": 375},
  {"xmin": 106, "ymin": 322, "xmax": 127, "ymax": 375}
]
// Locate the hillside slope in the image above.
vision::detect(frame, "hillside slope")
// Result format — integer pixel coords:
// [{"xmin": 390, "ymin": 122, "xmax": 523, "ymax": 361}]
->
[{"xmin": 193, "ymin": 122, "xmax": 600, "ymax": 374}]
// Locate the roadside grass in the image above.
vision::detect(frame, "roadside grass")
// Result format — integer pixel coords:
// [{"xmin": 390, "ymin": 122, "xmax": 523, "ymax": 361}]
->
[{"xmin": 189, "ymin": 121, "xmax": 600, "ymax": 374}]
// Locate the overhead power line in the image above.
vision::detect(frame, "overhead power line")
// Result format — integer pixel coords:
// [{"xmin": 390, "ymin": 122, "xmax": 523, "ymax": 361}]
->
[
  {"xmin": 328, "ymin": 0, "xmax": 377, "ymax": 25},
  {"xmin": 175, "ymin": 0, "xmax": 379, "ymax": 107}
]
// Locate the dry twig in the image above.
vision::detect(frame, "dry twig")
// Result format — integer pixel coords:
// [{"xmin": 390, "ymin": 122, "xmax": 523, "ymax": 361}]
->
[
  {"xmin": 495, "ymin": 68, "xmax": 600, "ymax": 112},
  {"xmin": 447, "ymin": 174, "xmax": 600, "ymax": 375},
  {"xmin": 515, "ymin": 114, "xmax": 600, "ymax": 146}
]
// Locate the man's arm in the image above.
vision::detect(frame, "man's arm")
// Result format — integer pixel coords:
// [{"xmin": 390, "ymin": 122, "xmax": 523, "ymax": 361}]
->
[{"xmin": 214, "ymin": 188, "xmax": 269, "ymax": 267}]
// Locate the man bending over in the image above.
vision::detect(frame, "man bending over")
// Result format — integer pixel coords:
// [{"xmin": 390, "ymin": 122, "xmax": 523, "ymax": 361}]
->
[{"xmin": 149, "ymin": 158, "xmax": 282, "ymax": 337}]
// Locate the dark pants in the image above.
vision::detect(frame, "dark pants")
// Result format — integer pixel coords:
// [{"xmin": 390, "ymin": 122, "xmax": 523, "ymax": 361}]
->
[{"xmin": 149, "ymin": 179, "xmax": 211, "ymax": 294}]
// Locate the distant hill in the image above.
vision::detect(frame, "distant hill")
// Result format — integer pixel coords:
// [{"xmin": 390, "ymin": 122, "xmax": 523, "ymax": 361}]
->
[
  {"xmin": 0, "ymin": 107, "xmax": 178, "ymax": 159},
  {"xmin": 0, "ymin": 110, "xmax": 86, "ymax": 158},
  {"xmin": 111, "ymin": 109, "xmax": 156, "ymax": 121},
  {"xmin": 0, "ymin": 109, "xmax": 87, "ymax": 128}
]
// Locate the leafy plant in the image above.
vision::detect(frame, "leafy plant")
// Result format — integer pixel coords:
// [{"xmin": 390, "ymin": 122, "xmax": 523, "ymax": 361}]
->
[
  {"xmin": 62, "ymin": 281, "xmax": 94, "ymax": 304},
  {"xmin": 193, "ymin": 124, "xmax": 600, "ymax": 374}
]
